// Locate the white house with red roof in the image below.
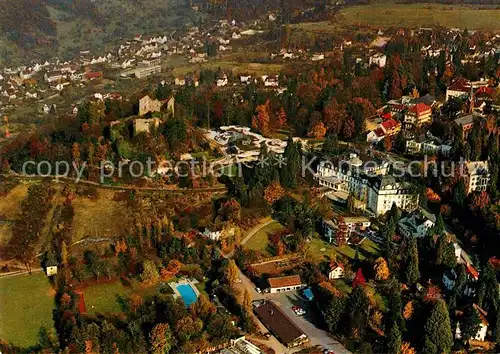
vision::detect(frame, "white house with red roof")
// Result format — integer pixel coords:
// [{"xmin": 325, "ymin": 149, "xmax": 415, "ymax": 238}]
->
[
  {"xmin": 366, "ymin": 118, "xmax": 401, "ymax": 144},
  {"xmin": 380, "ymin": 118, "xmax": 401, "ymax": 136},
  {"xmin": 328, "ymin": 262, "xmax": 344, "ymax": 280},
  {"xmin": 404, "ymin": 102, "xmax": 432, "ymax": 128}
]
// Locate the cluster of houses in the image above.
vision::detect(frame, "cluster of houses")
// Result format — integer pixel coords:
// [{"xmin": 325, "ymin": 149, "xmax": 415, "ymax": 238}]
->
[{"xmin": 0, "ymin": 16, "xmax": 269, "ymax": 123}]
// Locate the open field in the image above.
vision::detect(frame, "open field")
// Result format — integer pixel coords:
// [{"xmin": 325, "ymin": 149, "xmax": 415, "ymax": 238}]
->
[
  {"xmin": 71, "ymin": 190, "xmax": 128, "ymax": 242},
  {"xmin": 0, "ymin": 184, "xmax": 29, "ymax": 220},
  {"xmin": 308, "ymin": 236, "xmax": 380, "ymax": 263},
  {"xmin": 0, "ymin": 184, "xmax": 29, "ymax": 244},
  {"xmin": 82, "ymin": 281, "xmax": 129, "ymax": 314},
  {"xmin": 172, "ymin": 58, "xmax": 283, "ymax": 77},
  {"xmin": 339, "ymin": 4, "xmax": 500, "ymax": 30},
  {"xmin": 243, "ymin": 221, "xmax": 285, "ymax": 256},
  {"xmin": 0, "ymin": 272, "xmax": 55, "ymax": 347}
]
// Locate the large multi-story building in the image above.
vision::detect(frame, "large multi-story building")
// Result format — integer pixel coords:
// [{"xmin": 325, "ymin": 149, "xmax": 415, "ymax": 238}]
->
[
  {"xmin": 316, "ymin": 152, "xmax": 419, "ymax": 216},
  {"xmin": 464, "ymin": 160, "xmax": 490, "ymax": 194}
]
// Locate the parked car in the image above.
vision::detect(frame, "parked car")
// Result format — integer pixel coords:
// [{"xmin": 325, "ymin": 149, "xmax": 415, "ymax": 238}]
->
[
  {"xmin": 292, "ymin": 306, "xmax": 306, "ymax": 315},
  {"xmin": 255, "ymin": 287, "xmax": 262, "ymax": 293}
]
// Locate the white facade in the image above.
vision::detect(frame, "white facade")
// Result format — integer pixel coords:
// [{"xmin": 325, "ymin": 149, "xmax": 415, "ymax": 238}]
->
[
  {"xmin": 465, "ymin": 161, "xmax": 490, "ymax": 194},
  {"xmin": 369, "ymin": 53, "xmax": 387, "ymax": 68},
  {"xmin": 398, "ymin": 209, "xmax": 436, "ymax": 238},
  {"xmin": 45, "ymin": 266, "xmax": 58, "ymax": 276},
  {"xmin": 328, "ymin": 266, "xmax": 344, "ymax": 280},
  {"xmin": 316, "ymin": 154, "xmax": 418, "ymax": 216},
  {"xmin": 456, "ymin": 318, "xmax": 488, "ymax": 341},
  {"xmin": 269, "ymin": 283, "xmax": 305, "ymax": 294}
]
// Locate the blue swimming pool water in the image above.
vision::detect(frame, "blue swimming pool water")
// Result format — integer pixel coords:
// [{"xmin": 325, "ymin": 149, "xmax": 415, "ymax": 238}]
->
[{"xmin": 176, "ymin": 284, "xmax": 198, "ymax": 306}]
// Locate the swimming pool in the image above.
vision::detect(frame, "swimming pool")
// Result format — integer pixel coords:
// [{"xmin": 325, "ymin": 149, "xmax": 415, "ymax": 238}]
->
[{"xmin": 176, "ymin": 283, "xmax": 198, "ymax": 307}]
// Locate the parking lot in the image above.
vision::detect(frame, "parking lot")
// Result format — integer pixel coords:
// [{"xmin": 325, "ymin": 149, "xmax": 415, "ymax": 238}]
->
[{"xmin": 268, "ymin": 290, "xmax": 352, "ymax": 354}]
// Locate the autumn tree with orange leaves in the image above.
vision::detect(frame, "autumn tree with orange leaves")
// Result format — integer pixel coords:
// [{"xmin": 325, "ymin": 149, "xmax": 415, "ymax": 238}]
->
[
  {"xmin": 469, "ymin": 191, "xmax": 490, "ymax": 212},
  {"xmin": 264, "ymin": 180, "xmax": 285, "ymax": 205},
  {"xmin": 251, "ymin": 100, "xmax": 271, "ymax": 136},
  {"xmin": 275, "ymin": 107, "xmax": 287, "ymax": 127},
  {"xmin": 308, "ymin": 121, "xmax": 327, "ymax": 139}
]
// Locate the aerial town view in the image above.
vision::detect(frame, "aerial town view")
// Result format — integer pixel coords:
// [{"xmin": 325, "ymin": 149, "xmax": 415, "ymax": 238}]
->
[{"xmin": 0, "ymin": 0, "xmax": 500, "ymax": 353}]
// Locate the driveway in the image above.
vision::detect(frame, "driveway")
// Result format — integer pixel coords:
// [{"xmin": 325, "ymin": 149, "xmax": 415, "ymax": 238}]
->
[{"xmin": 269, "ymin": 291, "xmax": 351, "ymax": 354}]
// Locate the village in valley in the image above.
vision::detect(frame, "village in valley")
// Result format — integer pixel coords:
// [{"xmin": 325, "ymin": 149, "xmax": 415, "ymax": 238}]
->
[{"xmin": 1, "ymin": 0, "xmax": 500, "ymax": 353}]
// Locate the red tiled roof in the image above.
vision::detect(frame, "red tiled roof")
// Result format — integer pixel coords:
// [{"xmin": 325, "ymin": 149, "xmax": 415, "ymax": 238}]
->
[
  {"xmin": 466, "ymin": 263, "xmax": 479, "ymax": 280},
  {"xmin": 268, "ymin": 275, "xmax": 303, "ymax": 289},
  {"xmin": 84, "ymin": 71, "xmax": 103, "ymax": 79},
  {"xmin": 381, "ymin": 118, "xmax": 400, "ymax": 131},
  {"xmin": 448, "ymin": 77, "xmax": 471, "ymax": 92},
  {"xmin": 381, "ymin": 112, "xmax": 392, "ymax": 119},
  {"xmin": 409, "ymin": 102, "xmax": 431, "ymax": 115},
  {"xmin": 374, "ymin": 128, "xmax": 385, "ymax": 138},
  {"xmin": 475, "ymin": 86, "xmax": 495, "ymax": 97},
  {"xmin": 330, "ymin": 262, "xmax": 344, "ymax": 271}
]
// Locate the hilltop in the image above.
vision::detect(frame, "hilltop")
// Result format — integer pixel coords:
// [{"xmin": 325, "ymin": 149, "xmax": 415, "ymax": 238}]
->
[{"xmin": 0, "ymin": 0, "xmax": 198, "ymax": 67}]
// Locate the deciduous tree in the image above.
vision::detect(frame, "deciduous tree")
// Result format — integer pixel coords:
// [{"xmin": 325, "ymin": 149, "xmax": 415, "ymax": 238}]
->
[
  {"xmin": 264, "ymin": 180, "xmax": 285, "ymax": 205},
  {"xmin": 374, "ymin": 257, "xmax": 390, "ymax": 281},
  {"xmin": 149, "ymin": 323, "xmax": 172, "ymax": 354}
]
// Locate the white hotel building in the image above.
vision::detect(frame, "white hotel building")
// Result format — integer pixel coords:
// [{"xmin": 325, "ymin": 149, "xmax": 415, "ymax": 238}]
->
[{"xmin": 315, "ymin": 152, "xmax": 419, "ymax": 216}]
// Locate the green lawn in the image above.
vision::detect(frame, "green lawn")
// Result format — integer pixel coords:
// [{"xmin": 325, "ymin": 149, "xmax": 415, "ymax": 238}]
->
[
  {"xmin": 308, "ymin": 236, "xmax": 380, "ymax": 263},
  {"xmin": 243, "ymin": 221, "xmax": 285, "ymax": 256},
  {"xmin": 339, "ymin": 3, "xmax": 500, "ymax": 30},
  {"xmin": 83, "ymin": 281, "xmax": 130, "ymax": 314},
  {"xmin": 0, "ymin": 272, "xmax": 55, "ymax": 347},
  {"xmin": 333, "ymin": 279, "xmax": 352, "ymax": 295},
  {"xmin": 83, "ymin": 278, "xmax": 161, "ymax": 314}
]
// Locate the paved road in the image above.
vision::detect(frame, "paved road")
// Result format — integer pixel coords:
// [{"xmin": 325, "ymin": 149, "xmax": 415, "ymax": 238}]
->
[
  {"xmin": 240, "ymin": 217, "xmax": 274, "ymax": 247},
  {"xmin": 230, "ymin": 218, "xmax": 352, "ymax": 354}
]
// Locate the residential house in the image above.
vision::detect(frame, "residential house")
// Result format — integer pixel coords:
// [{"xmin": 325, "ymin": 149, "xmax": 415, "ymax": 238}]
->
[
  {"xmin": 45, "ymin": 264, "xmax": 58, "ymax": 277},
  {"xmin": 380, "ymin": 118, "xmax": 401, "ymax": 136},
  {"xmin": 369, "ymin": 53, "xmax": 387, "ymax": 68},
  {"xmin": 217, "ymin": 75, "xmax": 228, "ymax": 87},
  {"xmin": 44, "ymin": 71, "xmax": 65, "ymax": 83},
  {"xmin": 366, "ymin": 118, "xmax": 401, "ymax": 144},
  {"xmin": 455, "ymin": 305, "xmax": 489, "ymax": 342},
  {"xmin": 321, "ymin": 218, "xmax": 351, "ymax": 245},
  {"xmin": 366, "ymin": 128, "xmax": 386, "ymax": 145},
  {"xmin": 446, "ymin": 77, "xmax": 472, "ymax": 102},
  {"xmin": 344, "ymin": 216, "xmax": 371, "ymax": 231},
  {"xmin": 311, "ymin": 53, "xmax": 325, "ymax": 61},
  {"xmin": 398, "ymin": 208, "xmax": 436, "ymax": 238},
  {"xmin": 454, "ymin": 114, "xmax": 477, "ymax": 139},
  {"xmin": 443, "ymin": 263, "xmax": 479, "ymax": 296},
  {"xmin": 240, "ymin": 75, "xmax": 252, "ymax": 84},
  {"xmin": 446, "ymin": 77, "xmax": 489, "ymax": 102},
  {"xmin": 464, "ymin": 160, "xmax": 490, "ymax": 194},
  {"xmin": 264, "ymin": 75, "xmax": 279, "ymax": 87},
  {"xmin": 267, "ymin": 275, "xmax": 306, "ymax": 293},
  {"xmin": 404, "ymin": 102, "xmax": 432, "ymax": 129},
  {"xmin": 405, "ymin": 134, "xmax": 452, "ymax": 156},
  {"xmin": 175, "ymin": 77, "xmax": 186, "ymax": 86},
  {"xmin": 84, "ymin": 71, "xmax": 103, "ymax": 81},
  {"xmin": 328, "ymin": 262, "xmax": 344, "ymax": 280},
  {"xmin": 253, "ymin": 301, "xmax": 308, "ymax": 348}
]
